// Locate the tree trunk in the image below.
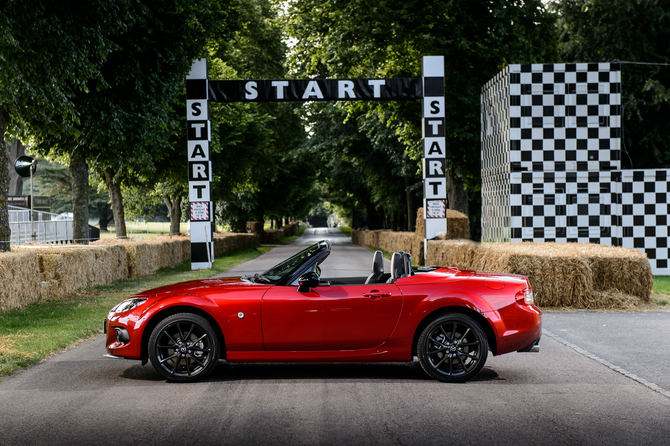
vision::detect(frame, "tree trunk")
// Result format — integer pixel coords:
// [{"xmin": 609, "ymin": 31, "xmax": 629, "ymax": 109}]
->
[
  {"xmin": 69, "ymin": 153, "xmax": 89, "ymax": 244},
  {"xmin": 446, "ymin": 169, "xmax": 469, "ymax": 214},
  {"xmin": 446, "ymin": 169, "xmax": 470, "ymax": 238},
  {"xmin": 405, "ymin": 177, "xmax": 416, "ymax": 232},
  {"xmin": 103, "ymin": 168, "xmax": 127, "ymax": 238},
  {"xmin": 0, "ymin": 107, "xmax": 10, "ymax": 252},
  {"xmin": 96, "ymin": 202, "xmax": 113, "ymax": 231},
  {"xmin": 163, "ymin": 194, "xmax": 182, "ymax": 235},
  {"xmin": 9, "ymin": 138, "xmax": 25, "ymax": 196}
]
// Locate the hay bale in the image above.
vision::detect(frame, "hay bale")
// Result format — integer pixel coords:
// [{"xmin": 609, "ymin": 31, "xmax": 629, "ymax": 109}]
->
[
  {"xmin": 213, "ymin": 233, "xmax": 259, "ymax": 256},
  {"xmin": 425, "ymin": 240, "xmax": 653, "ymax": 309},
  {"xmin": 13, "ymin": 244, "xmax": 129, "ymax": 299},
  {"xmin": 415, "ymin": 207, "xmax": 469, "ymax": 239},
  {"xmin": 246, "ymin": 221, "xmax": 264, "ymax": 233},
  {"xmin": 0, "ymin": 251, "xmax": 42, "ymax": 311}
]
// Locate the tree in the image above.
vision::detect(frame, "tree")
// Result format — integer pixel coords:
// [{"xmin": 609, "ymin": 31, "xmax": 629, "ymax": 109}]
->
[
  {"xmin": 28, "ymin": 0, "xmax": 239, "ymax": 240},
  {"xmin": 302, "ymin": 103, "xmax": 422, "ymax": 230},
  {"xmin": 285, "ymin": 0, "xmax": 559, "ymax": 237},
  {"xmin": 0, "ymin": 0, "xmax": 122, "ymax": 250},
  {"xmin": 555, "ymin": 0, "xmax": 670, "ymax": 169},
  {"xmin": 204, "ymin": 0, "xmax": 316, "ymax": 231}
]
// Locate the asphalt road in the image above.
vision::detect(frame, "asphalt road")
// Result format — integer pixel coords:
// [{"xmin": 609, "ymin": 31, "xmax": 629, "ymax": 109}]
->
[{"xmin": 1, "ymin": 228, "xmax": 669, "ymax": 446}]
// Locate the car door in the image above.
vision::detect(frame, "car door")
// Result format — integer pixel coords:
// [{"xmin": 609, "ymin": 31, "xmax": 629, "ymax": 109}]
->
[{"xmin": 261, "ymin": 283, "xmax": 403, "ymax": 351}]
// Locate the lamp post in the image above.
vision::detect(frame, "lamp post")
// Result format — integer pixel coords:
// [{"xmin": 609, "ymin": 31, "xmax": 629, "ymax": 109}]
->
[{"xmin": 14, "ymin": 155, "xmax": 38, "ymax": 241}]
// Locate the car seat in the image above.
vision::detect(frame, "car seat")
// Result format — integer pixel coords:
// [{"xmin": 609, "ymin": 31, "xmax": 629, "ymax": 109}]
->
[{"xmin": 365, "ymin": 250, "xmax": 385, "ymax": 284}]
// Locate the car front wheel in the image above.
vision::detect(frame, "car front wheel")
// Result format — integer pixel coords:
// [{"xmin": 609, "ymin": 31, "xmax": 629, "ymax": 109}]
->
[
  {"xmin": 148, "ymin": 313, "xmax": 220, "ymax": 382},
  {"xmin": 417, "ymin": 313, "xmax": 488, "ymax": 382}
]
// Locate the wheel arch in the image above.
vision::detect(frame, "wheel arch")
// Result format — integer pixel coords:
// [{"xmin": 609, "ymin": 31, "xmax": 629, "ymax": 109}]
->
[
  {"xmin": 411, "ymin": 306, "xmax": 498, "ymax": 357},
  {"xmin": 140, "ymin": 305, "xmax": 226, "ymax": 365}
]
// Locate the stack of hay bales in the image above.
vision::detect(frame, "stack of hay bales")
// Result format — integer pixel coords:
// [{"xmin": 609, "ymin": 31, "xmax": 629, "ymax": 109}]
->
[
  {"xmin": 93, "ymin": 236, "xmax": 191, "ymax": 278},
  {"xmin": 351, "ymin": 208, "xmax": 470, "ymax": 263},
  {"xmin": 0, "ymin": 251, "xmax": 42, "ymax": 311},
  {"xmin": 213, "ymin": 233, "xmax": 259, "ymax": 256},
  {"xmin": 426, "ymin": 240, "xmax": 653, "ymax": 309},
  {"xmin": 1, "ymin": 232, "xmax": 262, "ymax": 311},
  {"xmin": 414, "ymin": 208, "xmax": 469, "ymax": 241}
]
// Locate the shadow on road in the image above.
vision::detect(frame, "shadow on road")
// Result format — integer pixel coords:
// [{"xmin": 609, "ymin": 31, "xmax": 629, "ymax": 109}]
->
[{"xmin": 119, "ymin": 360, "xmax": 502, "ymax": 383}]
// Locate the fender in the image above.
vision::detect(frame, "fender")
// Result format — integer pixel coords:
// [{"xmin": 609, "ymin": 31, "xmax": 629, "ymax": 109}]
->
[{"xmin": 388, "ymin": 281, "xmax": 507, "ymax": 353}]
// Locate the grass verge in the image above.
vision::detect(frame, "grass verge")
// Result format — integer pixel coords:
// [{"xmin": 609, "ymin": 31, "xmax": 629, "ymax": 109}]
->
[
  {"xmin": 278, "ymin": 224, "xmax": 307, "ymax": 244},
  {"xmin": 339, "ymin": 226, "xmax": 352, "ymax": 237},
  {"xmin": 652, "ymin": 276, "xmax": 670, "ymax": 306},
  {"xmin": 0, "ymin": 244, "xmax": 272, "ymax": 379}
]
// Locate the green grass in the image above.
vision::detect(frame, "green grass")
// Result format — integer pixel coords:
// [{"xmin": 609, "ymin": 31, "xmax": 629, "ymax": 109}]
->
[
  {"xmin": 652, "ymin": 276, "xmax": 670, "ymax": 306},
  {"xmin": 0, "ymin": 244, "xmax": 272, "ymax": 379},
  {"xmin": 277, "ymin": 224, "xmax": 307, "ymax": 244},
  {"xmin": 339, "ymin": 226, "xmax": 352, "ymax": 237}
]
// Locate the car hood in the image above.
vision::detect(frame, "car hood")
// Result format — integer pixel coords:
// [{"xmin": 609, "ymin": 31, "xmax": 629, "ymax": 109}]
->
[{"xmin": 133, "ymin": 276, "xmax": 270, "ymax": 300}]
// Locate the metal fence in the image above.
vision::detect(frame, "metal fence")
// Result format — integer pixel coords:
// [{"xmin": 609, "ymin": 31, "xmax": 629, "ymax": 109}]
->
[{"xmin": 8, "ymin": 205, "xmax": 74, "ymax": 246}]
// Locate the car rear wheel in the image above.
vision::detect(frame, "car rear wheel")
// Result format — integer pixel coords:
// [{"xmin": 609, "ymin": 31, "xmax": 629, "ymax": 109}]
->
[
  {"xmin": 417, "ymin": 313, "xmax": 488, "ymax": 383},
  {"xmin": 148, "ymin": 313, "xmax": 220, "ymax": 382}
]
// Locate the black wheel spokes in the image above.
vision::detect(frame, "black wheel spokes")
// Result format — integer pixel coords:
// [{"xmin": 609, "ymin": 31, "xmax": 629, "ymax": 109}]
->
[
  {"xmin": 156, "ymin": 322, "xmax": 211, "ymax": 377},
  {"xmin": 426, "ymin": 321, "xmax": 481, "ymax": 378}
]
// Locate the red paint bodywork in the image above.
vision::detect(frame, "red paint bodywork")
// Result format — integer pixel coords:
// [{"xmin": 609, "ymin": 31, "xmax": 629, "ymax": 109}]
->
[{"xmin": 106, "ymin": 266, "xmax": 542, "ymax": 364}]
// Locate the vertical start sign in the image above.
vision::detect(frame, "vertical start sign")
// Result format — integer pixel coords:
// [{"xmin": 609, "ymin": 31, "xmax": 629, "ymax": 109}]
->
[
  {"xmin": 422, "ymin": 56, "xmax": 447, "ymax": 241},
  {"xmin": 186, "ymin": 60, "xmax": 213, "ymax": 269},
  {"xmin": 185, "ymin": 56, "xmax": 447, "ymax": 269}
]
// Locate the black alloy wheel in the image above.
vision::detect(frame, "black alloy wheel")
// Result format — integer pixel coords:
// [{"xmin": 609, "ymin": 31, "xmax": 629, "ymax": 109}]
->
[
  {"xmin": 148, "ymin": 313, "xmax": 220, "ymax": 382},
  {"xmin": 417, "ymin": 313, "xmax": 488, "ymax": 382}
]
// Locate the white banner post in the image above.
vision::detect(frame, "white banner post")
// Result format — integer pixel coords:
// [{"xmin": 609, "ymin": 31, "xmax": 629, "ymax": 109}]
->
[
  {"xmin": 186, "ymin": 59, "xmax": 214, "ymax": 270},
  {"xmin": 422, "ymin": 56, "xmax": 447, "ymax": 263}
]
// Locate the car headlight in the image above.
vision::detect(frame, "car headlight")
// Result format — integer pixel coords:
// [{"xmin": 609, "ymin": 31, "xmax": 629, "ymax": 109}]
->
[{"xmin": 112, "ymin": 298, "xmax": 148, "ymax": 313}]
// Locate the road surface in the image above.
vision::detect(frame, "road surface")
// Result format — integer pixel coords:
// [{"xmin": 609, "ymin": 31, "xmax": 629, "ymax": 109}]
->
[{"xmin": 0, "ymin": 228, "xmax": 668, "ymax": 445}]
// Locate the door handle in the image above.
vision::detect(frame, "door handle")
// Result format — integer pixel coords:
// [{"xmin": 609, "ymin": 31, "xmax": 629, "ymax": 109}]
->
[{"xmin": 363, "ymin": 290, "xmax": 392, "ymax": 299}]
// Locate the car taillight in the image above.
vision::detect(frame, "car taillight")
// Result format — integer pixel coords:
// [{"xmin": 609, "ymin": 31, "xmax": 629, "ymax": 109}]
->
[{"xmin": 515, "ymin": 287, "xmax": 534, "ymax": 305}]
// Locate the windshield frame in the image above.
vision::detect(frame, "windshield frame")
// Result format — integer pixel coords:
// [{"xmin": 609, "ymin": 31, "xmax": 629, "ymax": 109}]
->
[{"xmin": 255, "ymin": 240, "xmax": 330, "ymax": 285}]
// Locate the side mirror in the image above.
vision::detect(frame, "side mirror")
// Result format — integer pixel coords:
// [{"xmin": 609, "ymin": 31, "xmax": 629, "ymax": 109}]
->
[{"xmin": 298, "ymin": 271, "xmax": 319, "ymax": 292}]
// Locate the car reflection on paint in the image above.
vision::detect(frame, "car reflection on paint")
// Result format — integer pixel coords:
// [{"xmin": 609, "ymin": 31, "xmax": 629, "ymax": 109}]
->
[{"xmin": 105, "ymin": 240, "xmax": 541, "ymax": 383}]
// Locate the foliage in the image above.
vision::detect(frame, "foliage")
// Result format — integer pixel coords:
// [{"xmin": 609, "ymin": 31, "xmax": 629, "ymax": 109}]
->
[
  {"xmin": 301, "ymin": 102, "xmax": 421, "ymax": 229},
  {"xmin": 284, "ymin": 0, "xmax": 558, "ymax": 237},
  {"xmin": 31, "ymin": 161, "xmax": 112, "ymax": 218},
  {"xmin": 0, "ymin": 0, "xmax": 128, "ymax": 250},
  {"xmin": 23, "ymin": 0, "xmax": 240, "ymax": 238},
  {"xmin": 555, "ymin": 0, "xmax": 670, "ymax": 169},
  {"xmin": 207, "ymin": 1, "xmax": 318, "ymax": 230},
  {"xmin": 286, "ymin": 0, "xmax": 559, "ymax": 186}
]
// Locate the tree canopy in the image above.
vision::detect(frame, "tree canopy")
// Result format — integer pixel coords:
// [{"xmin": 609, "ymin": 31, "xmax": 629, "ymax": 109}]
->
[
  {"xmin": 555, "ymin": 0, "xmax": 670, "ymax": 169},
  {"xmin": 6, "ymin": 0, "xmax": 670, "ymax": 246}
]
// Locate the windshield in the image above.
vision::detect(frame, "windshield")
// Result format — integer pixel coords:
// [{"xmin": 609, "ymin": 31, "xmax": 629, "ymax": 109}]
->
[{"xmin": 258, "ymin": 242, "xmax": 323, "ymax": 283}]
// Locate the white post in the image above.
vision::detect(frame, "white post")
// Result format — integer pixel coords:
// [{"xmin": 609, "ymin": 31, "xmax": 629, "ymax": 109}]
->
[{"xmin": 422, "ymin": 55, "xmax": 447, "ymax": 265}]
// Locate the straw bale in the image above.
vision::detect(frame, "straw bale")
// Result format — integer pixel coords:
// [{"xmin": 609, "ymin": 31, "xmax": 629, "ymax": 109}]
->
[
  {"xmin": 424, "ymin": 240, "xmax": 653, "ymax": 309},
  {"xmin": 246, "ymin": 221, "xmax": 264, "ymax": 233},
  {"xmin": 415, "ymin": 207, "xmax": 469, "ymax": 239},
  {"xmin": 13, "ymin": 244, "xmax": 129, "ymax": 299},
  {"xmin": 0, "ymin": 251, "xmax": 42, "ymax": 311},
  {"xmin": 213, "ymin": 233, "xmax": 259, "ymax": 256},
  {"xmin": 119, "ymin": 236, "xmax": 190, "ymax": 278}
]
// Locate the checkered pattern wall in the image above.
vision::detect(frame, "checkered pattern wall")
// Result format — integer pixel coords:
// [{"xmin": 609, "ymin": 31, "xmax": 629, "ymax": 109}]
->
[{"xmin": 481, "ymin": 63, "xmax": 670, "ymax": 274}]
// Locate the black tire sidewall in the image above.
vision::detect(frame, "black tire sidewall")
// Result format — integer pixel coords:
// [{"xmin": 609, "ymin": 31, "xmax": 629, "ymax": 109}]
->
[
  {"xmin": 148, "ymin": 312, "xmax": 220, "ymax": 382},
  {"xmin": 417, "ymin": 313, "xmax": 488, "ymax": 383}
]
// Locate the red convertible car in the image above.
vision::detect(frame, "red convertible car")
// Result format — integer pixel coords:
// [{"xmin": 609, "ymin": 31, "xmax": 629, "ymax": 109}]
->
[{"xmin": 105, "ymin": 240, "xmax": 541, "ymax": 383}]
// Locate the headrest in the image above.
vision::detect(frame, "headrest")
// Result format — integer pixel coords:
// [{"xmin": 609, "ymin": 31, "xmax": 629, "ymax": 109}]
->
[{"xmin": 372, "ymin": 250, "xmax": 384, "ymax": 273}]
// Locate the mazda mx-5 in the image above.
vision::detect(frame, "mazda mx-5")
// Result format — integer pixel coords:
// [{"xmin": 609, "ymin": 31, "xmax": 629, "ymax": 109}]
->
[{"xmin": 105, "ymin": 240, "xmax": 541, "ymax": 382}]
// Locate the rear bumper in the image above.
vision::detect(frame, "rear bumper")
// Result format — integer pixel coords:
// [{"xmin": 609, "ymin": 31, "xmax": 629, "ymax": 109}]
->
[{"xmin": 517, "ymin": 335, "xmax": 541, "ymax": 353}]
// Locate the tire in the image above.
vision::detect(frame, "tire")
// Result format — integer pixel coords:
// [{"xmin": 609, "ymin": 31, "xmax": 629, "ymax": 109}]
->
[
  {"xmin": 148, "ymin": 313, "xmax": 220, "ymax": 382},
  {"xmin": 417, "ymin": 313, "xmax": 488, "ymax": 383}
]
